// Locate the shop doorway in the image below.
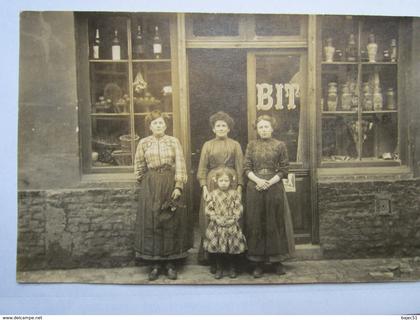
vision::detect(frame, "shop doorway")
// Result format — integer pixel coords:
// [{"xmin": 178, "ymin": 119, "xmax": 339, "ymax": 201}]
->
[
  {"xmin": 188, "ymin": 48, "xmax": 313, "ymax": 244},
  {"xmin": 188, "ymin": 49, "xmax": 248, "ymax": 224}
]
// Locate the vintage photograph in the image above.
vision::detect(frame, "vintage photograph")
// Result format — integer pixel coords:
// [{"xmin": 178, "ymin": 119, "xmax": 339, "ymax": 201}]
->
[{"xmin": 17, "ymin": 11, "xmax": 420, "ymax": 284}]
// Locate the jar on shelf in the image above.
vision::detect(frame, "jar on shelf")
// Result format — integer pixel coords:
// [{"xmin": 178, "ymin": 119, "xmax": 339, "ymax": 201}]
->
[
  {"xmin": 373, "ymin": 86, "xmax": 383, "ymax": 111},
  {"xmin": 346, "ymin": 33, "xmax": 357, "ymax": 62},
  {"xmin": 327, "ymin": 82, "xmax": 338, "ymax": 111},
  {"xmin": 340, "ymin": 83, "xmax": 352, "ymax": 111},
  {"xmin": 367, "ymin": 33, "xmax": 378, "ymax": 63},
  {"xmin": 386, "ymin": 87, "xmax": 396, "ymax": 110},
  {"xmin": 324, "ymin": 37, "xmax": 335, "ymax": 63}
]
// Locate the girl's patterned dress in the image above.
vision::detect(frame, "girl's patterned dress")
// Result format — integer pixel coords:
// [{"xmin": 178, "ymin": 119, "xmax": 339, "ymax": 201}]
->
[{"xmin": 203, "ymin": 189, "xmax": 247, "ymax": 254}]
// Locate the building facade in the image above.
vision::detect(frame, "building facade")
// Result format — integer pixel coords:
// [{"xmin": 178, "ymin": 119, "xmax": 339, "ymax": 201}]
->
[{"xmin": 18, "ymin": 12, "xmax": 420, "ymax": 270}]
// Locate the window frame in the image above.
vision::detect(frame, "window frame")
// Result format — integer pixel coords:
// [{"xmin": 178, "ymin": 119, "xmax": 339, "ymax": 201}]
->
[
  {"xmin": 316, "ymin": 15, "xmax": 409, "ymax": 169},
  {"xmin": 75, "ymin": 12, "xmax": 178, "ymax": 174}
]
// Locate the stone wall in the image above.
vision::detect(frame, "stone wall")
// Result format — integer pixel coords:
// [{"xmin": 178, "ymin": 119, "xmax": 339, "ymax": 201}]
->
[
  {"xmin": 18, "ymin": 188, "xmax": 138, "ymax": 271},
  {"xmin": 319, "ymin": 178, "xmax": 420, "ymax": 259}
]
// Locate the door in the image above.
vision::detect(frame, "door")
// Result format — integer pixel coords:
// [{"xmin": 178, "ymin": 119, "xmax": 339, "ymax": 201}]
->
[
  {"xmin": 188, "ymin": 48, "xmax": 313, "ymax": 243},
  {"xmin": 247, "ymin": 50, "xmax": 312, "ymax": 243}
]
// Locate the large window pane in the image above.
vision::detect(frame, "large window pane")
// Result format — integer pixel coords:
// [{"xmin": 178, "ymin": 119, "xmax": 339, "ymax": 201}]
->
[
  {"xmin": 255, "ymin": 14, "xmax": 303, "ymax": 37},
  {"xmin": 192, "ymin": 14, "xmax": 239, "ymax": 37},
  {"xmin": 255, "ymin": 54, "xmax": 304, "ymax": 162}
]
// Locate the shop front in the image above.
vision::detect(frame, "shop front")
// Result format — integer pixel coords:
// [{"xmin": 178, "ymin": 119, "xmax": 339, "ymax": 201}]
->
[{"xmin": 17, "ymin": 12, "xmax": 420, "ymax": 270}]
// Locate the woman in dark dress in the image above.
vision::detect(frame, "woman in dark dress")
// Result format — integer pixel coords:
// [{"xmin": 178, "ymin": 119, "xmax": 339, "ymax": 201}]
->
[
  {"xmin": 243, "ymin": 115, "xmax": 295, "ymax": 278},
  {"xmin": 197, "ymin": 111, "xmax": 244, "ymax": 271},
  {"xmin": 134, "ymin": 110, "xmax": 192, "ymax": 281}
]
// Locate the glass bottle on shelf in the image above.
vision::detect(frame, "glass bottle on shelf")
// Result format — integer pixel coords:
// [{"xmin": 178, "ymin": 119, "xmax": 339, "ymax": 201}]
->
[
  {"xmin": 345, "ymin": 33, "xmax": 357, "ymax": 62},
  {"xmin": 390, "ymin": 39, "xmax": 397, "ymax": 62},
  {"xmin": 112, "ymin": 30, "xmax": 121, "ymax": 60},
  {"xmin": 327, "ymin": 82, "xmax": 338, "ymax": 111},
  {"xmin": 386, "ymin": 87, "xmax": 396, "ymax": 110},
  {"xmin": 153, "ymin": 26, "xmax": 162, "ymax": 59},
  {"xmin": 367, "ymin": 33, "xmax": 378, "ymax": 63},
  {"xmin": 133, "ymin": 25, "xmax": 145, "ymax": 59},
  {"xmin": 92, "ymin": 28, "xmax": 101, "ymax": 59},
  {"xmin": 324, "ymin": 37, "xmax": 335, "ymax": 63}
]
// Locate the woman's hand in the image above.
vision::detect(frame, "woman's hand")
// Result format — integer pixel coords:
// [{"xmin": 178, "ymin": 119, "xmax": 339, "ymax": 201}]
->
[
  {"xmin": 267, "ymin": 175, "xmax": 281, "ymax": 188},
  {"xmin": 255, "ymin": 178, "xmax": 270, "ymax": 191},
  {"xmin": 202, "ymin": 186, "xmax": 210, "ymax": 201},
  {"xmin": 171, "ymin": 188, "xmax": 182, "ymax": 200}
]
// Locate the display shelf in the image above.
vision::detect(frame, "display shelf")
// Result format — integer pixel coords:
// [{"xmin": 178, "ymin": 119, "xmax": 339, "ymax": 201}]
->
[
  {"xmin": 132, "ymin": 59, "xmax": 171, "ymax": 63},
  {"xmin": 89, "ymin": 59, "xmax": 129, "ymax": 63}
]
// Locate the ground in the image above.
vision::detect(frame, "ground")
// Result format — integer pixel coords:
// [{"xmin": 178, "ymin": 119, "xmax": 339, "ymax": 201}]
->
[{"xmin": 17, "ymin": 257, "xmax": 420, "ymax": 285}]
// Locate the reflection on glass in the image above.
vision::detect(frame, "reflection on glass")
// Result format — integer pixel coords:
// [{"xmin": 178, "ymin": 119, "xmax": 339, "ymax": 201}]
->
[
  {"xmin": 132, "ymin": 62, "xmax": 172, "ymax": 113},
  {"xmin": 255, "ymin": 14, "xmax": 302, "ymax": 37},
  {"xmin": 91, "ymin": 118, "xmax": 132, "ymax": 167},
  {"xmin": 322, "ymin": 115, "xmax": 358, "ymax": 161},
  {"xmin": 192, "ymin": 14, "xmax": 239, "ymax": 37},
  {"xmin": 362, "ymin": 114, "xmax": 398, "ymax": 160},
  {"xmin": 90, "ymin": 63, "xmax": 129, "ymax": 114},
  {"xmin": 255, "ymin": 55, "xmax": 303, "ymax": 162}
]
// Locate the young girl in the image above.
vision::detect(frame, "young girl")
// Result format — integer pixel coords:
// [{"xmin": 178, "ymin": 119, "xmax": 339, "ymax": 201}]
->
[{"xmin": 202, "ymin": 168, "xmax": 247, "ymax": 279}]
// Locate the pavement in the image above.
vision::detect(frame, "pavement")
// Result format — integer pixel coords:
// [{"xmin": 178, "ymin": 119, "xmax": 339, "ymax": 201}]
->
[{"xmin": 17, "ymin": 256, "xmax": 420, "ymax": 285}]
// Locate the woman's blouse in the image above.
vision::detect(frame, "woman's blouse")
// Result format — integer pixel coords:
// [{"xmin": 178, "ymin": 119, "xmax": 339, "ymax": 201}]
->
[
  {"xmin": 197, "ymin": 137, "xmax": 244, "ymax": 187},
  {"xmin": 134, "ymin": 135, "xmax": 187, "ymax": 188},
  {"xmin": 244, "ymin": 138, "xmax": 289, "ymax": 179}
]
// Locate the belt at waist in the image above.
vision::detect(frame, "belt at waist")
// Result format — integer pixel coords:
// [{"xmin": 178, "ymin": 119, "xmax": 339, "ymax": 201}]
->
[
  {"xmin": 149, "ymin": 164, "xmax": 174, "ymax": 172},
  {"xmin": 255, "ymin": 168, "xmax": 277, "ymax": 175}
]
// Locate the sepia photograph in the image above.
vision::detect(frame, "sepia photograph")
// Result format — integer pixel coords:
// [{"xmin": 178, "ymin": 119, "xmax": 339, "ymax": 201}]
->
[{"xmin": 16, "ymin": 8, "xmax": 420, "ymax": 288}]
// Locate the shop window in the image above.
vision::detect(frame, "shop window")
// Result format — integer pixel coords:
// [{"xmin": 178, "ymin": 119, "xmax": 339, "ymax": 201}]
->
[
  {"xmin": 77, "ymin": 13, "xmax": 174, "ymax": 172},
  {"xmin": 320, "ymin": 16, "xmax": 402, "ymax": 166}
]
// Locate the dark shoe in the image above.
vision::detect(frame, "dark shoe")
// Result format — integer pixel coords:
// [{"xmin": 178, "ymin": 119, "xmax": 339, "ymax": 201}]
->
[
  {"xmin": 275, "ymin": 263, "xmax": 286, "ymax": 275},
  {"xmin": 148, "ymin": 265, "xmax": 160, "ymax": 281},
  {"xmin": 253, "ymin": 265, "xmax": 263, "ymax": 278},
  {"xmin": 214, "ymin": 268, "xmax": 223, "ymax": 280},
  {"xmin": 210, "ymin": 263, "xmax": 217, "ymax": 274},
  {"xmin": 166, "ymin": 263, "xmax": 178, "ymax": 280},
  {"xmin": 229, "ymin": 264, "xmax": 237, "ymax": 279}
]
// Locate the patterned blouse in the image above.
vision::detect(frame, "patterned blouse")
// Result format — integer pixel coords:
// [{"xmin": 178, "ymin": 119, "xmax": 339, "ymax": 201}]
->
[
  {"xmin": 197, "ymin": 137, "xmax": 244, "ymax": 187},
  {"xmin": 244, "ymin": 138, "xmax": 289, "ymax": 179},
  {"xmin": 134, "ymin": 135, "xmax": 188, "ymax": 189},
  {"xmin": 205, "ymin": 189, "xmax": 243, "ymax": 226}
]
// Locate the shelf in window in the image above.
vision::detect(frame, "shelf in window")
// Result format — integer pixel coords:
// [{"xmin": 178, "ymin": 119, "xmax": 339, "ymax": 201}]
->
[
  {"xmin": 362, "ymin": 110, "xmax": 398, "ymax": 114},
  {"xmin": 132, "ymin": 59, "xmax": 171, "ymax": 63},
  {"xmin": 134, "ymin": 112, "xmax": 173, "ymax": 116},
  {"xmin": 321, "ymin": 61, "xmax": 358, "ymax": 65},
  {"xmin": 361, "ymin": 62, "xmax": 397, "ymax": 65},
  {"xmin": 90, "ymin": 112, "xmax": 130, "ymax": 117},
  {"xmin": 89, "ymin": 59, "xmax": 129, "ymax": 63},
  {"xmin": 322, "ymin": 111, "xmax": 357, "ymax": 115}
]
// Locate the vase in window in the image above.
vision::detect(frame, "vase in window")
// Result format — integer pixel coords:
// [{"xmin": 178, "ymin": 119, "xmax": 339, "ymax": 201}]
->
[
  {"xmin": 362, "ymin": 82, "xmax": 373, "ymax": 111},
  {"xmin": 340, "ymin": 83, "xmax": 352, "ymax": 111},
  {"xmin": 324, "ymin": 37, "xmax": 335, "ymax": 63},
  {"xmin": 327, "ymin": 82, "xmax": 338, "ymax": 111},
  {"xmin": 367, "ymin": 33, "xmax": 378, "ymax": 63}
]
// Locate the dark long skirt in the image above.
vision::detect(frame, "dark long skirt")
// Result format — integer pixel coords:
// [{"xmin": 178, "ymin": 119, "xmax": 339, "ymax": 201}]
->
[
  {"xmin": 244, "ymin": 176, "xmax": 295, "ymax": 262},
  {"xmin": 134, "ymin": 168, "xmax": 192, "ymax": 260}
]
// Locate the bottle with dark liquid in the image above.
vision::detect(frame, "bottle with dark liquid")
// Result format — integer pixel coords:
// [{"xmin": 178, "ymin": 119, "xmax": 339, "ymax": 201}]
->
[
  {"xmin": 92, "ymin": 28, "xmax": 101, "ymax": 59},
  {"xmin": 152, "ymin": 26, "xmax": 162, "ymax": 59},
  {"xmin": 133, "ymin": 25, "xmax": 145, "ymax": 59},
  {"xmin": 346, "ymin": 33, "xmax": 357, "ymax": 61},
  {"xmin": 112, "ymin": 29, "xmax": 121, "ymax": 60}
]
